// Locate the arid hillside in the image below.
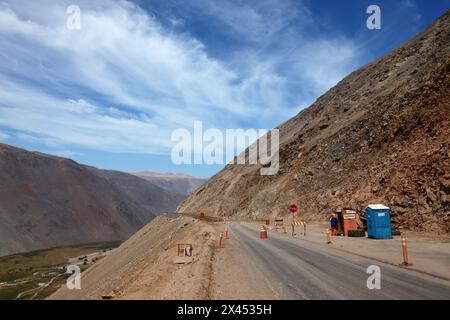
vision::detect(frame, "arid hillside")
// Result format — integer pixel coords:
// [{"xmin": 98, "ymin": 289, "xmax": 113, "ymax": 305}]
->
[
  {"xmin": 49, "ymin": 215, "xmax": 217, "ymax": 300},
  {"xmin": 0, "ymin": 144, "xmax": 184, "ymax": 256},
  {"xmin": 178, "ymin": 10, "xmax": 450, "ymax": 233}
]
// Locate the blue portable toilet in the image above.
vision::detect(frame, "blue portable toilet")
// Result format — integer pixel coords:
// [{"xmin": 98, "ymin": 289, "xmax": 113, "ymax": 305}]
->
[{"xmin": 365, "ymin": 204, "xmax": 392, "ymax": 239}]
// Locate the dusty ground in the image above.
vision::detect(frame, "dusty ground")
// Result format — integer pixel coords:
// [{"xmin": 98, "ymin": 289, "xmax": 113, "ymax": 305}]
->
[
  {"xmin": 209, "ymin": 224, "xmax": 278, "ymax": 300},
  {"xmin": 49, "ymin": 215, "xmax": 218, "ymax": 300},
  {"xmin": 49, "ymin": 215, "xmax": 284, "ymax": 300}
]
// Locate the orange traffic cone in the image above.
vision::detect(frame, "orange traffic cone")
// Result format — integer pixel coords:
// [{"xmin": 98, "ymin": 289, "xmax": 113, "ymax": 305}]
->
[{"xmin": 260, "ymin": 226, "xmax": 268, "ymax": 239}]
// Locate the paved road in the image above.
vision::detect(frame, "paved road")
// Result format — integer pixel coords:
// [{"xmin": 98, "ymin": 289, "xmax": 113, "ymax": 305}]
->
[{"xmin": 230, "ymin": 222, "xmax": 450, "ymax": 299}]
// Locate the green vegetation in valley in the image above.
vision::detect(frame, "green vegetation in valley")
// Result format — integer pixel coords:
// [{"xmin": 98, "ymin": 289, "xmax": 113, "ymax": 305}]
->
[{"xmin": 0, "ymin": 241, "xmax": 121, "ymax": 300}]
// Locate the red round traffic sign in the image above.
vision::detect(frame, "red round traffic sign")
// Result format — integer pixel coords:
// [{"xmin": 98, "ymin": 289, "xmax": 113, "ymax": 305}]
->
[{"xmin": 289, "ymin": 204, "xmax": 298, "ymax": 213}]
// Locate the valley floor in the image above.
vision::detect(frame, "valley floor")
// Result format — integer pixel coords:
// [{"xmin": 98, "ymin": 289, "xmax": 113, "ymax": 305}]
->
[{"xmin": 0, "ymin": 242, "xmax": 119, "ymax": 300}]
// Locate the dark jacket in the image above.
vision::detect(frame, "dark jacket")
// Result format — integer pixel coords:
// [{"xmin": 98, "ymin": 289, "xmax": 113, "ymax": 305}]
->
[{"xmin": 330, "ymin": 217, "xmax": 338, "ymax": 229}]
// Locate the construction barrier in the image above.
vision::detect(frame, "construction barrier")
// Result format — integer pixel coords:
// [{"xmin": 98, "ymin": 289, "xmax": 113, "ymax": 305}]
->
[
  {"xmin": 274, "ymin": 219, "xmax": 287, "ymax": 234},
  {"xmin": 291, "ymin": 221, "xmax": 307, "ymax": 236}
]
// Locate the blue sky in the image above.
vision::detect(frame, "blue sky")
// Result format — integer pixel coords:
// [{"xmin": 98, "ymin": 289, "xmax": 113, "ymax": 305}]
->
[{"xmin": 0, "ymin": 0, "xmax": 448, "ymax": 178}]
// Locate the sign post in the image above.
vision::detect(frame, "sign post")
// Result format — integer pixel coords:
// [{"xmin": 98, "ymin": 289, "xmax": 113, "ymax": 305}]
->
[{"xmin": 289, "ymin": 204, "xmax": 298, "ymax": 236}]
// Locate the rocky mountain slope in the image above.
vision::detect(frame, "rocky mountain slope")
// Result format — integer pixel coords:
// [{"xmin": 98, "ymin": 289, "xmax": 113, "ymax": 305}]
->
[
  {"xmin": 178, "ymin": 10, "xmax": 450, "ymax": 233},
  {"xmin": 133, "ymin": 172, "xmax": 205, "ymax": 197},
  {"xmin": 96, "ymin": 170, "xmax": 185, "ymax": 215},
  {"xmin": 0, "ymin": 144, "xmax": 183, "ymax": 256}
]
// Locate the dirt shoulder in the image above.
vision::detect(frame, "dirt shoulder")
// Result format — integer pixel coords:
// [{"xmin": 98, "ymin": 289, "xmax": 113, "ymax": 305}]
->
[{"xmin": 209, "ymin": 223, "xmax": 278, "ymax": 300}]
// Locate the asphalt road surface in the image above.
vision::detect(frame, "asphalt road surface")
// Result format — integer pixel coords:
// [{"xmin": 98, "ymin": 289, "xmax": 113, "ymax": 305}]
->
[{"xmin": 230, "ymin": 222, "xmax": 450, "ymax": 299}]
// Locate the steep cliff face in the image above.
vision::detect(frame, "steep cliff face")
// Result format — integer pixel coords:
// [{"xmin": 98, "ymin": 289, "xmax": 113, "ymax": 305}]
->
[
  {"xmin": 178, "ymin": 10, "xmax": 450, "ymax": 233},
  {"xmin": 0, "ymin": 144, "xmax": 183, "ymax": 256}
]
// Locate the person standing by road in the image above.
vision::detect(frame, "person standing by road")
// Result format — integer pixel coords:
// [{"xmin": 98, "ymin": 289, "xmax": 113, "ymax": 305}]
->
[{"xmin": 330, "ymin": 214, "xmax": 338, "ymax": 236}]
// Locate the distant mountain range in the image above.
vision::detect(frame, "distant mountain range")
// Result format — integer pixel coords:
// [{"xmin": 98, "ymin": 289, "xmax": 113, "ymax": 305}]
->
[
  {"xmin": 0, "ymin": 144, "xmax": 195, "ymax": 256},
  {"xmin": 133, "ymin": 172, "xmax": 205, "ymax": 197}
]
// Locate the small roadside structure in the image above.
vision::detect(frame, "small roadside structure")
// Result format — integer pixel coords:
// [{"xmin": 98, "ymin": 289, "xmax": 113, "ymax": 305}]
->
[
  {"xmin": 274, "ymin": 218, "xmax": 285, "ymax": 232},
  {"xmin": 332, "ymin": 208, "xmax": 365, "ymax": 237},
  {"xmin": 174, "ymin": 244, "xmax": 194, "ymax": 264},
  {"xmin": 365, "ymin": 204, "xmax": 393, "ymax": 239}
]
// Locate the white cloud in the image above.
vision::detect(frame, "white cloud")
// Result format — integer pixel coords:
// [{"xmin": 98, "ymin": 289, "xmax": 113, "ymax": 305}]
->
[
  {"xmin": 295, "ymin": 39, "xmax": 360, "ymax": 92},
  {"xmin": 168, "ymin": 17, "xmax": 184, "ymax": 28},
  {"xmin": 0, "ymin": 76, "xmax": 167, "ymax": 153},
  {"xmin": 0, "ymin": 0, "xmax": 362, "ymax": 155},
  {"xmin": 183, "ymin": 0, "xmax": 311, "ymax": 43},
  {"xmin": 43, "ymin": 149, "xmax": 81, "ymax": 158},
  {"xmin": 0, "ymin": 131, "xmax": 9, "ymax": 142},
  {"xmin": 15, "ymin": 132, "xmax": 60, "ymax": 148}
]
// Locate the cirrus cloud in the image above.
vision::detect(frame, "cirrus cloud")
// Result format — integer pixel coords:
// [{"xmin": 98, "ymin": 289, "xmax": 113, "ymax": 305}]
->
[{"xmin": 0, "ymin": 0, "xmax": 363, "ymax": 157}]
